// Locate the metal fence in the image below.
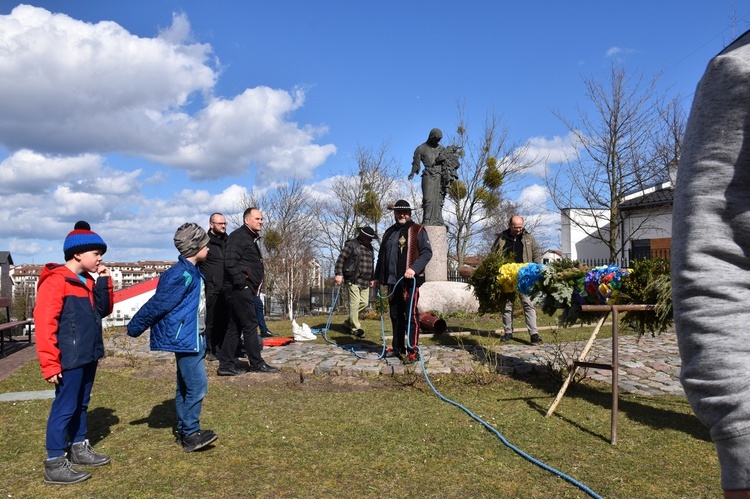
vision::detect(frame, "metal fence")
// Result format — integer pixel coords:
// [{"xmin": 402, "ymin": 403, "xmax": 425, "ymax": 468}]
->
[
  {"xmin": 447, "ymin": 268, "xmax": 469, "ymax": 283},
  {"xmin": 577, "ymin": 248, "xmax": 670, "ymax": 269},
  {"xmin": 265, "ymin": 287, "xmax": 360, "ymax": 318}
]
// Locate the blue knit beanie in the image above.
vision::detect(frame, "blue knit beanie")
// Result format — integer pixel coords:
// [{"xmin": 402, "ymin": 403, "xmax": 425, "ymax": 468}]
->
[{"xmin": 63, "ymin": 221, "xmax": 107, "ymax": 261}]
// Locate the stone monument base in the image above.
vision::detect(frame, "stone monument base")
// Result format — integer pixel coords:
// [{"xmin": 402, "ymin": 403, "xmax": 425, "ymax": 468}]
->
[
  {"xmin": 424, "ymin": 225, "xmax": 447, "ymax": 282},
  {"xmin": 418, "ymin": 281, "xmax": 479, "ymax": 316}
]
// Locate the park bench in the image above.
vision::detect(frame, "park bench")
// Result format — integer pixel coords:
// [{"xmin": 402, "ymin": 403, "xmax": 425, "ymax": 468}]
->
[{"xmin": 0, "ymin": 296, "xmax": 33, "ymax": 356}]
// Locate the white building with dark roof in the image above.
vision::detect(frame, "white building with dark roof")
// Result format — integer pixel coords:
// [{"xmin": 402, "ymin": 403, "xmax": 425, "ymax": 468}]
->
[{"xmin": 562, "ymin": 181, "xmax": 673, "ymax": 264}]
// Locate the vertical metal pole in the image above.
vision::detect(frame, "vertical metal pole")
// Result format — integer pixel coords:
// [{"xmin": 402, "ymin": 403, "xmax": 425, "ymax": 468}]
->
[{"xmin": 611, "ymin": 307, "xmax": 620, "ymax": 445}]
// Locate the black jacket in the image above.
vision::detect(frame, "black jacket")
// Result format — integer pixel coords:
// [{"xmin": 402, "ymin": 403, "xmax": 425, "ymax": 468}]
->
[
  {"xmin": 375, "ymin": 220, "xmax": 432, "ymax": 287},
  {"xmin": 198, "ymin": 229, "xmax": 227, "ymax": 294},
  {"xmin": 223, "ymin": 224, "xmax": 264, "ymax": 294}
]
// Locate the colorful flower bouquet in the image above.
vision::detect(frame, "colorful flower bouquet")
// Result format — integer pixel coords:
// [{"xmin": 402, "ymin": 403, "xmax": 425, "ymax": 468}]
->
[
  {"xmin": 470, "ymin": 256, "xmax": 672, "ymax": 330},
  {"xmin": 573, "ymin": 264, "xmax": 629, "ymax": 305}
]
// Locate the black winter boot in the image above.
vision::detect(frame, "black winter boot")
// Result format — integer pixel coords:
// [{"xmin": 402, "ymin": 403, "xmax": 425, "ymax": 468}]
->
[
  {"xmin": 44, "ymin": 454, "xmax": 91, "ymax": 485},
  {"xmin": 69, "ymin": 439, "xmax": 111, "ymax": 466}
]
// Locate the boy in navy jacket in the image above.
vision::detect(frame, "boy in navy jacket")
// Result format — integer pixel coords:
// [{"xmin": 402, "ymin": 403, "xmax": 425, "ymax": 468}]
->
[
  {"xmin": 127, "ymin": 222, "xmax": 217, "ymax": 452},
  {"xmin": 35, "ymin": 221, "xmax": 113, "ymax": 485}
]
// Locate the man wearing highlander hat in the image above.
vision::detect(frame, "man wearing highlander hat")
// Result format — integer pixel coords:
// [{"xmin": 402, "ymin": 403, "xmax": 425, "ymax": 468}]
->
[{"xmin": 373, "ymin": 200, "xmax": 432, "ymax": 363}]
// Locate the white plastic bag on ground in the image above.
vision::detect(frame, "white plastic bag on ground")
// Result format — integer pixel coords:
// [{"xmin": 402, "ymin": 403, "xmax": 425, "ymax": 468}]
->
[{"xmin": 292, "ymin": 319, "xmax": 316, "ymax": 341}]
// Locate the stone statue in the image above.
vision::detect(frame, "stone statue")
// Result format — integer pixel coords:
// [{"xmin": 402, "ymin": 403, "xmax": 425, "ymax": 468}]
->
[{"xmin": 409, "ymin": 128, "xmax": 461, "ymax": 226}]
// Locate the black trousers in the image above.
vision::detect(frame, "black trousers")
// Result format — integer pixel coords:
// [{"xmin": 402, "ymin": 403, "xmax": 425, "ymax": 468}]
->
[
  {"xmin": 204, "ymin": 289, "xmax": 229, "ymax": 354},
  {"xmin": 218, "ymin": 287, "xmax": 264, "ymax": 369},
  {"xmin": 388, "ymin": 282, "xmax": 420, "ymax": 355}
]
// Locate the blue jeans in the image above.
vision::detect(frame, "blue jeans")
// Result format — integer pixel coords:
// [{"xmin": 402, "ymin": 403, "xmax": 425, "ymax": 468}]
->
[
  {"xmin": 46, "ymin": 361, "xmax": 97, "ymax": 458},
  {"xmin": 174, "ymin": 336, "xmax": 207, "ymax": 436},
  {"xmin": 254, "ymin": 294, "xmax": 268, "ymax": 334}
]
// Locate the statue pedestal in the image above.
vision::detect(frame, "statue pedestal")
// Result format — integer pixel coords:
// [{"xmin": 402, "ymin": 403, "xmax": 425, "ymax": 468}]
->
[
  {"xmin": 420, "ymin": 225, "xmax": 479, "ymax": 315},
  {"xmin": 424, "ymin": 226, "xmax": 447, "ymax": 282}
]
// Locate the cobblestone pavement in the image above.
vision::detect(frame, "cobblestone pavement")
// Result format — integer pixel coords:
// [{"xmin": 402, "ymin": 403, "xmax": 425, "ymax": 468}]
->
[{"xmin": 101, "ymin": 329, "xmax": 684, "ymax": 397}]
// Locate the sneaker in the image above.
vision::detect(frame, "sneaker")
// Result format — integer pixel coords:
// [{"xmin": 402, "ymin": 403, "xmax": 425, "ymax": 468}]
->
[
  {"xmin": 182, "ymin": 429, "xmax": 218, "ymax": 452},
  {"xmin": 260, "ymin": 330, "xmax": 277, "ymax": 338},
  {"xmin": 44, "ymin": 454, "xmax": 91, "ymax": 485},
  {"xmin": 501, "ymin": 332, "xmax": 513, "ymax": 342},
  {"xmin": 69, "ymin": 439, "xmax": 111, "ymax": 467},
  {"xmin": 354, "ymin": 329, "xmax": 365, "ymax": 339},
  {"xmin": 205, "ymin": 353, "xmax": 218, "ymax": 362},
  {"xmin": 530, "ymin": 334, "xmax": 543, "ymax": 344}
]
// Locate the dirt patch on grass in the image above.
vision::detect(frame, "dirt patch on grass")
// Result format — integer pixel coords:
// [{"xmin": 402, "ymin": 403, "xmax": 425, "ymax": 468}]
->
[
  {"xmin": 98, "ymin": 356, "xmax": 398, "ymax": 392},
  {"xmin": 99, "ymin": 356, "xmax": 176, "ymax": 379},
  {"xmin": 210, "ymin": 370, "xmax": 395, "ymax": 392}
]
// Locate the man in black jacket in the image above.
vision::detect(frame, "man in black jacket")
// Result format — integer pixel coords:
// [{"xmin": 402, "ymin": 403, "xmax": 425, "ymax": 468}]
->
[
  {"xmin": 373, "ymin": 200, "xmax": 432, "ymax": 363},
  {"xmin": 216, "ymin": 207, "xmax": 278, "ymax": 376},
  {"xmin": 198, "ymin": 213, "xmax": 229, "ymax": 361}
]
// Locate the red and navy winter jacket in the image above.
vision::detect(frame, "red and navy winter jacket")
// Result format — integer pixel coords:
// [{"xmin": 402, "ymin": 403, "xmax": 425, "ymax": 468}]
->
[{"xmin": 34, "ymin": 264, "xmax": 114, "ymax": 379}]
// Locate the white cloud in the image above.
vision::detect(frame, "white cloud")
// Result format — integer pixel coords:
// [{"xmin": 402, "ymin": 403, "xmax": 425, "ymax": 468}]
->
[
  {"xmin": 514, "ymin": 184, "xmax": 561, "ymax": 250},
  {"xmin": 0, "ymin": 5, "xmax": 335, "ymax": 182},
  {"xmin": 517, "ymin": 184, "xmax": 550, "ymax": 208},
  {"xmin": 516, "ymin": 133, "xmax": 580, "ymax": 176},
  {"xmin": 605, "ymin": 46, "xmax": 636, "ymax": 58},
  {"xmin": 0, "ymin": 149, "xmax": 103, "ymax": 194},
  {"xmin": 147, "ymin": 87, "xmax": 337, "ymax": 180},
  {"xmin": 0, "ymin": 181, "xmax": 254, "ymax": 263}
]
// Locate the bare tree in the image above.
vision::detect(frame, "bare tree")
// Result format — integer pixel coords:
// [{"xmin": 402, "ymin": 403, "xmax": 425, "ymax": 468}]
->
[
  {"xmin": 318, "ymin": 143, "xmax": 403, "ymax": 265},
  {"xmin": 445, "ymin": 104, "xmax": 535, "ymax": 267},
  {"xmin": 546, "ymin": 63, "xmax": 682, "ymax": 260},
  {"xmin": 476, "ymin": 198, "xmax": 520, "ymax": 255},
  {"xmin": 653, "ymin": 93, "xmax": 687, "ymax": 184}
]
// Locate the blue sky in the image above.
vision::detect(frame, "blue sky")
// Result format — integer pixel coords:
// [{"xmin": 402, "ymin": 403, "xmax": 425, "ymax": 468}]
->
[{"xmin": 0, "ymin": 1, "xmax": 745, "ymax": 264}]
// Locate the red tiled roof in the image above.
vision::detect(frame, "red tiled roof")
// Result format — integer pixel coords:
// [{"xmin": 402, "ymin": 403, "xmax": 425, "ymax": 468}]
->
[{"xmin": 113, "ymin": 277, "xmax": 159, "ymax": 304}]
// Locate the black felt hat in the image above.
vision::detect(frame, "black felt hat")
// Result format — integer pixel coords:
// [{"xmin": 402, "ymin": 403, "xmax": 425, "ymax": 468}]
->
[
  {"xmin": 358, "ymin": 226, "xmax": 379, "ymax": 240},
  {"xmin": 389, "ymin": 199, "xmax": 412, "ymax": 211}
]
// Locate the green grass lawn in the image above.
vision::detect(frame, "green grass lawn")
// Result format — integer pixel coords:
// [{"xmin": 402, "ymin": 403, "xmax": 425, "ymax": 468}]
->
[{"xmin": 0, "ymin": 326, "xmax": 718, "ymax": 498}]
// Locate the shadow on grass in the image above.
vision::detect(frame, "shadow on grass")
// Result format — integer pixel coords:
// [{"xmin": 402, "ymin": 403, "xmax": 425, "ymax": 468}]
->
[
  {"xmin": 528, "ymin": 383, "xmax": 711, "ymax": 442},
  {"xmin": 430, "ymin": 328, "xmax": 494, "ymax": 345},
  {"xmin": 519, "ymin": 373, "xmax": 711, "ymax": 444},
  {"xmin": 129, "ymin": 399, "xmax": 176, "ymax": 431},
  {"xmin": 428, "ymin": 336, "xmax": 711, "ymax": 444},
  {"xmin": 86, "ymin": 407, "xmax": 119, "ymax": 445}
]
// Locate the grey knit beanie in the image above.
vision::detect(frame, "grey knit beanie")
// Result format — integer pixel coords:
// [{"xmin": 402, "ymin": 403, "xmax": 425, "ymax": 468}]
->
[{"xmin": 173, "ymin": 222, "xmax": 209, "ymax": 258}]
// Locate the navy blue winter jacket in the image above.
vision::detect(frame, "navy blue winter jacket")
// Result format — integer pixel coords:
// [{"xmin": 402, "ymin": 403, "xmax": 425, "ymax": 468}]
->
[{"xmin": 127, "ymin": 256, "xmax": 205, "ymax": 353}]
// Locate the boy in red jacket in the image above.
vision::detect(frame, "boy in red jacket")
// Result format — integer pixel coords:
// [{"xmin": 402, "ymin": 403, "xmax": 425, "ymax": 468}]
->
[{"xmin": 34, "ymin": 221, "xmax": 113, "ymax": 485}]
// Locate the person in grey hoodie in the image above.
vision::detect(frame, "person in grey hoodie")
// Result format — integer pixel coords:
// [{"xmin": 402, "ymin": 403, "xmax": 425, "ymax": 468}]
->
[{"xmin": 672, "ymin": 30, "xmax": 750, "ymax": 496}]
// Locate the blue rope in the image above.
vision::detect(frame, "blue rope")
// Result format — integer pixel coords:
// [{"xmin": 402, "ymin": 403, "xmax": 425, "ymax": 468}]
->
[
  {"xmin": 312, "ymin": 277, "xmax": 601, "ymax": 497},
  {"xmin": 400, "ymin": 278, "xmax": 601, "ymax": 499},
  {"xmin": 313, "ymin": 284, "xmax": 388, "ymax": 360},
  {"xmin": 310, "ymin": 285, "xmax": 340, "ymax": 337}
]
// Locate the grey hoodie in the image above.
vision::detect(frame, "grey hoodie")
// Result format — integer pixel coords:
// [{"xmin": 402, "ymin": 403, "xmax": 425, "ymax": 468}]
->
[{"xmin": 672, "ymin": 30, "xmax": 750, "ymax": 491}]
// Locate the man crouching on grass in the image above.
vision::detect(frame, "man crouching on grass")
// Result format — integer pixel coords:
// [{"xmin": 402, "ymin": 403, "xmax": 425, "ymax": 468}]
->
[{"xmin": 127, "ymin": 222, "xmax": 218, "ymax": 452}]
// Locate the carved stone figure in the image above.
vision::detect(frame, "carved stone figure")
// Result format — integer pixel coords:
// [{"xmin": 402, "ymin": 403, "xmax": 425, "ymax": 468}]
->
[{"xmin": 409, "ymin": 128, "xmax": 460, "ymax": 226}]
